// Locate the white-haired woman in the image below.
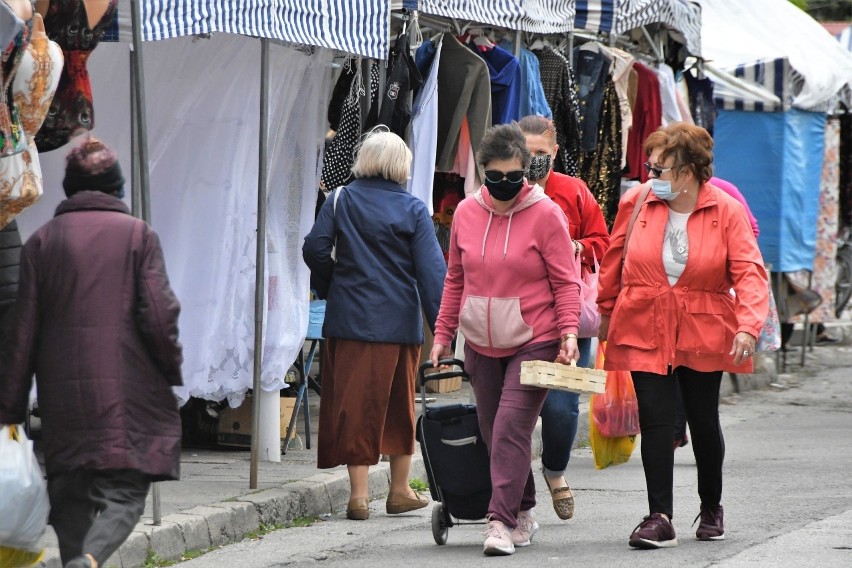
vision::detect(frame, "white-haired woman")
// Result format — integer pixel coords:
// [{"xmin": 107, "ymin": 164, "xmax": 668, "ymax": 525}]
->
[{"xmin": 303, "ymin": 129, "xmax": 446, "ymax": 520}]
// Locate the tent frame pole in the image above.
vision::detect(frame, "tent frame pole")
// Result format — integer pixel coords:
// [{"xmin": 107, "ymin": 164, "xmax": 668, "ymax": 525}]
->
[
  {"xmin": 130, "ymin": 0, "xmax": 158, "ymax": 524},
  {"xmin": 250, "ymin": 38, "xmax": 271, "ymax": 490}
]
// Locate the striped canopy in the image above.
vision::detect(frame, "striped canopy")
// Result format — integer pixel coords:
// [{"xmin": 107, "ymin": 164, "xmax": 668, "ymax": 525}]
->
[
  {"xmin": 416, "ymin": 0, "xmax": 577, "ymax": 34},
  {"xmin": 139, "ymin": 1, "xmax": 390, "ymax": 59},
  {"xmin": 575, "ymin": 0, "xmax": 702, "ymax": 56}
]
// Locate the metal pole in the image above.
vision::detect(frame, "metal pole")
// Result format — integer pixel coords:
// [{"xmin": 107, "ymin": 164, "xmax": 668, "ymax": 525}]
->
[
  {"xmin": 800, "ymin": 272, "xmax": 813, "ymax": 367},
  {"xmin": 130, "ymin": 52, "xmax": 139, "ymax": 217},
  {"xmin": 513, "ymin": 30, "xmax": 521, "ymax": 59},
  {"xmin": 130, "ymin": 0, "xmax": 152, "ymax": 224},
  {"xmin": 130, "ymin": 0, "xmax": 159, "ymax": 525},
  {"xmin": 250, "ymin": 38, "xmax": 271, "ymax": 490}
]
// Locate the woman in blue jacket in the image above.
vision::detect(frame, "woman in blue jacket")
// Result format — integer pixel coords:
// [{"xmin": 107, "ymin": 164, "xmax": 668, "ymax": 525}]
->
[{"xmin": 303, "ymin": 129, "xmax": 446, "ymax": 521}]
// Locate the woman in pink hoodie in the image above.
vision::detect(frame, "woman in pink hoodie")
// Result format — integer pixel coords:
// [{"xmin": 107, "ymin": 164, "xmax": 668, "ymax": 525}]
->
[{"xmin": 430, "ymin": 123, "xmax": 582, "ymax": 556}]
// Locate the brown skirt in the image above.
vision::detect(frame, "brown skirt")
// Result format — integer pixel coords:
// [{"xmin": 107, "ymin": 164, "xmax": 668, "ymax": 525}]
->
[{"xmin": 317, "ymin": 338, "xmax": 420, "ymax": 468}]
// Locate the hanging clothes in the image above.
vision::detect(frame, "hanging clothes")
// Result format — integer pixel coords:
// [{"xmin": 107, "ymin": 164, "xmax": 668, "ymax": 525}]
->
[
  {"xmin": 433, "ymin": 33, "xmax": 491, "ymax": 172},
  {"xmin": 656, "ymin": 63, "xmax": 682, "ymax": 125},
  {"xmin": 534, "ymin": 46, "xmax": 581, "ymax": 177},
  {"xmin": 321, "ymin": 66, "xmax": 363, "ymax": 191},
  {"xmin": 499, "ymin": 40, "xmax": 551, "ymax": 119},
  {"xmin": 328, "ymin": 58, "xmax": 358, "ymax": 132},
  {"xmin": 0, "ymin": 15, "xmax": 30, "ymax": 158},
  {"xmin": 0, "ymin": 31, "xmax": 64, "ymax": 229},
  {"xmin": 576, "ymin": 78, "xmax": 622, "ymax": 229},
  {"xmin": 573, "ymin": 45, "xmax": 612, "ymax": 152},
  {"xmin": 840, "ymin": 111, "xmax": 852, "ymax": 228},
  {"xmin": 470, "ymin": 41, "xmax": 521, "ymax": 125},
  {"xmin": 376, "ymin": 29, "xmax": 423, "ymax": 138},
  {"xmin": 0, "ymin": 1, "xmax": 24, "ymax": 55},
  {"xmin": 625, "ymin": 62, "xmax": 662, "ymax": 182},
  {"xmin": 599, "ymin": 45, "xmax": 635, "ymax": 170},
  {"xmin": 35, "ymin": 0, "xmax": 118, "ymax": 152},
  {"xmin": 684, "ymin": 67, "xmax": 715, "ymax": 135},
  {"xmin": 408, "ymin": 38, "xmax": 442, "ymax": 213}
]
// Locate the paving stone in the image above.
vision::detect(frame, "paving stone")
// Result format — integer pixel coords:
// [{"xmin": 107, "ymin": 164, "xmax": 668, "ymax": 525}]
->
[
  {"xmin": 166, "ymin": 512, "xmax": 211, "ymax": 552},
  {"xmin": 117, "ymin": 529, "xmax": 149, "ymax": 568},
  {"xmin": 181, "ymin": 505, "xmax": 235, "ymax": 547},
  {"xmin": 148, "ymin": 521, "xmax": 185, "ymax": 562},
  {"xmin": 211, "ymin": 501, "xmax": 260, "ymax": 538}
]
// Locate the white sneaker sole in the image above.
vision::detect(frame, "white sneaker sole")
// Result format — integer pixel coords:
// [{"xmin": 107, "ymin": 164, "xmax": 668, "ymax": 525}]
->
[
  {"xmin": 483, "ymin": 543, "xmax": 515, "ymax": 556},
  {"xmin": 697, "ymin": 534, "xmax": 726, "ymax": 541},
  {"xmin": 629, "ymin": 537, "xmax": 679, "ymax": 549}
]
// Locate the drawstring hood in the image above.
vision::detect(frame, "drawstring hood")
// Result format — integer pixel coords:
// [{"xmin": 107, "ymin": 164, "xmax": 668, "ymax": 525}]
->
[{"xmin": 474, "ymin": 183, "xmax": 548, "ymax": 261}]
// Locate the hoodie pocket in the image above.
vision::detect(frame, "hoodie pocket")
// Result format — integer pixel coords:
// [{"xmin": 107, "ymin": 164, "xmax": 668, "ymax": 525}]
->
[
  {"xmin": 489, "ymin": 297, "xmax": 534, "ymax": 349},
  {"xmin": 459, "ymin": 295, "xmax": 490, "ymax": 347}
]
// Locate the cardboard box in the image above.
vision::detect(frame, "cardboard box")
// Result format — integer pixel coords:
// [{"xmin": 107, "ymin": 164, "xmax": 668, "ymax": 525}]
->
[
  {"xmin": 421, "ymin": 313, "xmax": 462, "ymax": 394},
  {"xmin": 217, "ymin": 396, "xmax": 297, "ymax": 448}
]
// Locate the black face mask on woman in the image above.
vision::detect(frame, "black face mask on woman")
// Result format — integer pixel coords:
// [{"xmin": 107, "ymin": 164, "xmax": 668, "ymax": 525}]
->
[{"xmin": 484, "ymin": 170, "xmax": 525, "ymax": 202}]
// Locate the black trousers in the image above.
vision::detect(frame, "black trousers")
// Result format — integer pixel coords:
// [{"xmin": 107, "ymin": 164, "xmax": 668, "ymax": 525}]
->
[
  {"xmin": 631, "ymin": 367, "xmax": 725, "ymax": 518},
  {"xmin": 47, "ymin": 469, "xmax": 151, "ymax": 566}
]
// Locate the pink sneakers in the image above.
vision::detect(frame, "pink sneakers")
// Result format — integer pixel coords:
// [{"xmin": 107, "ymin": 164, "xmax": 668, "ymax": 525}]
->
[{"xmin": 483, "ymin": 519, "xmax": 515, "ymax": 556}]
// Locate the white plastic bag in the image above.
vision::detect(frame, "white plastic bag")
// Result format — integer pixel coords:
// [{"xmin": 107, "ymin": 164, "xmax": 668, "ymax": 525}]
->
[{"xmin": 0, "ymin": 425, "xmax": 49, "ymax": 565}]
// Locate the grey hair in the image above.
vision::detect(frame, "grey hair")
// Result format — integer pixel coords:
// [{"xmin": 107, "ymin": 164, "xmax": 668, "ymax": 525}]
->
[
  {"xmin": 477, "ymin": 123, "xmax": 532, "ymax": 170},
  {"xmin": 351, "ymin": 127, "xmax": 412, "ymax": 184}
]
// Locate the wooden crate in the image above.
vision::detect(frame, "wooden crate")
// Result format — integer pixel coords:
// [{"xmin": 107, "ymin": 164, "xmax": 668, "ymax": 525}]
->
[
  {"xmin": 520, "ymin": 360, "xmax": 606, "ymax": 394},
  {"xmin": 217, "ymin": 396, "xmax": 297, "ymax": 448},
  {"xmin": 425, "ymin": 374, "xmax": 462, "ymax": 393}
]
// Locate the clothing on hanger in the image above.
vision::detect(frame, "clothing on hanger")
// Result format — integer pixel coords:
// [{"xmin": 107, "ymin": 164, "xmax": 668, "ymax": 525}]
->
[
  {"xmin": 573, "ymin": 45, "xmax": 612, "ymax": 152},
  {"xmin": 576, "ymin": 78, "xmax": 622, "ymax": 229},
  {"xmin": 625, "ymin": 62, "xmax": 662, "ymax": 182},
  {"xmin": 656, "ymin": 62, "xmax": 682, "ymax": 125},
  {"xmin": 533, "ymin": 46, "xmax": 581, "ymax": 177},
  {"xmin": 328, "ymin": 58, "xmax": 358, "ymax": 132},
  {"xmin": 599, "ymin": 45, "xmax": 634, "ymax": 169},
  {"xmin": 684, "ymin": 67, "xmax": 715, "ymax": 135},
  {"xmin": 35, "ymin": 0, "xmax": 118, "ymax": 152},
  {"xmin": 499, "ymin": 39, "xmax": 552, "ymax": 120},
  {"xmin": 470, "ymin": 41, "xmax": 521, "ymax": 125},
  {"xmin": 434, "ymin": 33, "xmax": 491, "ymax": 173},
  {"xmin": 408, "ymin": 37, "xmax": 442, "ymax": 214},
  {"xmin": 375, "ymin": 28, "xmax": 423, "ymax": 139},
  {"xmin": 321, "ymin": 66, "xmax": 363, "ymax": 191}
]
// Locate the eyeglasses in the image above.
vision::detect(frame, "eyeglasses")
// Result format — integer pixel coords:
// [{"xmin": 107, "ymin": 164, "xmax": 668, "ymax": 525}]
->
[
  {"xmin": 643, "ymin": 161, "xmax": 676, "ymax": 178},
  {"xmin": 483, "ymin": 170, "xmax": 525, "ymax": 184}
]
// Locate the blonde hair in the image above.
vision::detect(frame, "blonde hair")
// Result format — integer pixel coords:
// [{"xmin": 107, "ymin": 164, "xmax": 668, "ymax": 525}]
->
[{"xmin": 351, "ymin": 128, "xmax": 412, "ymax": 184}]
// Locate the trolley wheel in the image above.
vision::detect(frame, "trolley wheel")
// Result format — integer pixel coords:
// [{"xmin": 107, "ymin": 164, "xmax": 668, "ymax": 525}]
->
[{"xmin": 431, "ymin": 503, "xmax": 448, "ymax": 545}]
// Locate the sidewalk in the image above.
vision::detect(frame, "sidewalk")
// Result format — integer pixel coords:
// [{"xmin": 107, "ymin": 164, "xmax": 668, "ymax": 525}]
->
[{"xmin": 35, "ymin": 321, "xmax": 852, "ymax": 567}]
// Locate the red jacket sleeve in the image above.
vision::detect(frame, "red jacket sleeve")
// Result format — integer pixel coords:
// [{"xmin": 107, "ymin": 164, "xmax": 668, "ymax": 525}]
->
[
  {"xmin": 576, "ymin": 184, "xmax": 611, "ymax": 269},
  {"xmin": 596, "ymin": 187, "xmax": 643, "ymax": 316}
]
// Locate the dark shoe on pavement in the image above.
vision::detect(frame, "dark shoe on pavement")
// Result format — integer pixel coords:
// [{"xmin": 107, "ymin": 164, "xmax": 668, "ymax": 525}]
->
[
  {"xmin": 64, "ymin": 557, "xmax": 93, "ymax": 568},
  {"xmin": 629, "ymin": 513, "xmax": 678, "ymax": 549},
  {"xmin": 346, "ymin": 497, "xmax": 369, "ymax": 520},
  {"xmin": 386, "ymin": 491, "xmax": 429, "ymax": 514},
  {"xmin": 816, "ymin": 334, "xmax": 840, "ymax": 345},
  {"xmin": 694, "ymin": 504, "xmax": 725, "ymax": 541}
]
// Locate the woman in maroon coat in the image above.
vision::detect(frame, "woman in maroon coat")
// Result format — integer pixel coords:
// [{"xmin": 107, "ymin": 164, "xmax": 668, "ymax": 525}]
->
[{"xmin": 0, "ymin": 136, "xmax": 182, "ymax": 568}]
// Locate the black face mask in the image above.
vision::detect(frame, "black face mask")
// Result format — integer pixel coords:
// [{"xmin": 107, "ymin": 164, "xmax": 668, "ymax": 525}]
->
[{"xmin": 485, "ymin": 178, "xmax": 524, "ymax": 201}]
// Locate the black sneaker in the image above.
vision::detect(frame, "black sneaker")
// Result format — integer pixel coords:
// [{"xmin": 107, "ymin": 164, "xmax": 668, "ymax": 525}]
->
[
  {"xmin": 629, "ymin": 513, "xmax": 678, "ymax": 549},
  {"xmin": 694, "ymin": 504, "xmax": 725, "ymax": 541}
]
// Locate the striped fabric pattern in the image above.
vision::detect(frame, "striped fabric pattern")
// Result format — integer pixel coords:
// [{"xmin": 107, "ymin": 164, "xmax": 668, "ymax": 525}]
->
[
  {"xmin": 574, "ymin": 0, "xmax": 701, "ymax": 56},
  {"xmin": 141, "ymin": 1, "xmax": 390, "ymax": 59},
  {"xmin": 417, "ymin": 0, "xmax": 576, "ymax": 34},
  {"xmin": 715, "ymin": 58, "xmax": 809, "ymax": 113}
]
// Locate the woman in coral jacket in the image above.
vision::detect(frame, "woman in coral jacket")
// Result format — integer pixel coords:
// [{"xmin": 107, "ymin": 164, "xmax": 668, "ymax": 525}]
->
[
  {"xmin": 596, "ymin": 122, "xmax": 768, "ymax": 550},
  {"xmin": 430, "ymin": 123, "xmax": 581, "ymax": 557},
  {"xmin": 518, "ymin": 115, "xmax": 610, "ymax": 522}
]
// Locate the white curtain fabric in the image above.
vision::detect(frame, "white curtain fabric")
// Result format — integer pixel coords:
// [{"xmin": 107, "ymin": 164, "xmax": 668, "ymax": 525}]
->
[{"xmin": 15, "ymin": 35, "xmax": 333, "ymax": 407}]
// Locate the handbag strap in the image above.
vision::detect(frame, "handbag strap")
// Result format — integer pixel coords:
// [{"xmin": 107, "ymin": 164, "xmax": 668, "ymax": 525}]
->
[{"xmin": 622, "ymin": 183, "xmax": 653, "ymax": 261}]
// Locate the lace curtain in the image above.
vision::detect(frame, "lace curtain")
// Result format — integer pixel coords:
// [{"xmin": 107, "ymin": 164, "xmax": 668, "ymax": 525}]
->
[{"xmin": 16, "ymin": 35, "xmax": 332, "ymax": 407}]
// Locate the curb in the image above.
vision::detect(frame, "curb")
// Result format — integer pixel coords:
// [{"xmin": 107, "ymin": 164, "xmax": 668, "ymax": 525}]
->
[{"xmin": 39, "ymin": 365, "xmax": 776, "ymax": 568}]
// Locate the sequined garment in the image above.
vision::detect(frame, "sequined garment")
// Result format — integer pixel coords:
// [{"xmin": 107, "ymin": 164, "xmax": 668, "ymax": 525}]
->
[
  {"xmin": 533, "ymin": 47, "xmax": 581, "ymax": 177},
  {"xmin": 577, "ymin": 79, "xmax": 622, "ymax": 230}
]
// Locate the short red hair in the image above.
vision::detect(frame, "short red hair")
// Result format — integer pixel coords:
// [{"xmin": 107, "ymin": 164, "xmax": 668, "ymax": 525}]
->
[{"xmin": 644, "ymin": 122, "xmax": 714, "ymax": 184}]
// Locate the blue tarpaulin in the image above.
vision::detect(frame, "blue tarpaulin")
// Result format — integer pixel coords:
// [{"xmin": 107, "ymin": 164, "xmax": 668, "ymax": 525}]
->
[{"xmin": 714, "ymin": 109, "xmax": 826, "ymax": 272}]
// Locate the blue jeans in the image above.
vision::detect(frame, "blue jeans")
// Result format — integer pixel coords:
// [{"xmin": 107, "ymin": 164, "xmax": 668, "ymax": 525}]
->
[{"xmin": 539, "ymin": 337, "xmax": 592, "ymax": 477}]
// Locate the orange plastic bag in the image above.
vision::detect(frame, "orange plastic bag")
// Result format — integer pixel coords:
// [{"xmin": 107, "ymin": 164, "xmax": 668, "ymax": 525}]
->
[
  {"xmin": 591, "ymin": 344, "xmax": 640, "ymax": 437},
  {"xmin": 589, "ymin": 343, "xmax": 637, "ymax": 469}
]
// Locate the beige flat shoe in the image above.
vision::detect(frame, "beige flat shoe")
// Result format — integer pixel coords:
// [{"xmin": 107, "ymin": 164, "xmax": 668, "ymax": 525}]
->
[
  {"xmin": 386, "ymin": 491, "xmax": 429, "ymax": 514},
  {"xmin": 346, "ymin": 497, "xmax": 369, "ymax": 520},
  {"xmin": 543, "ymin": 474, "xmax": 575, "ymax": 520}
]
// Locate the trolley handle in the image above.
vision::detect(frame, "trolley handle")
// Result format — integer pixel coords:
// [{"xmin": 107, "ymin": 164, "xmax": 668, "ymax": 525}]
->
[{"xmin": 418, "ymin": 359, "xmax": 468, "ymax": 386}]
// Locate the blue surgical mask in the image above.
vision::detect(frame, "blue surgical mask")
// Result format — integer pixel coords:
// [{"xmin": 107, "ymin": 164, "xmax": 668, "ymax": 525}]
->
[{"xmin": 650, "ymin": 178, "xmax": 680, "ymax": 201}]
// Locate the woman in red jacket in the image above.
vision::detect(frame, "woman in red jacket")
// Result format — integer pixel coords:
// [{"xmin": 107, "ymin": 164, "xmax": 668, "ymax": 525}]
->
[
  {"xmin": 518, "ymin": 115, "xmax": 610, "ymax": 521},
  {"xmin": 597, "ymin": 122, "xmax": 768, "ymax": 549}
]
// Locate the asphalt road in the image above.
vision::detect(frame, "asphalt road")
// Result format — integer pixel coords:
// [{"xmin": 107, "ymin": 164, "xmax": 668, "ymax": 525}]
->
[{"xmin": 180, "ymin": 346, "xmax": 852, "ymax": 568}]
